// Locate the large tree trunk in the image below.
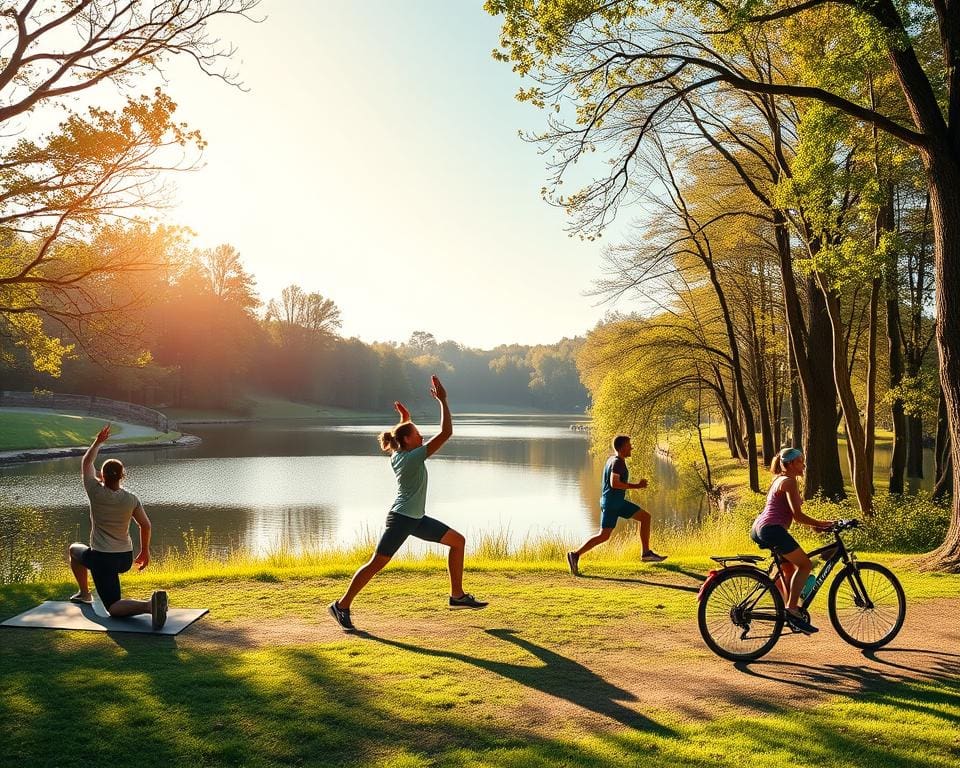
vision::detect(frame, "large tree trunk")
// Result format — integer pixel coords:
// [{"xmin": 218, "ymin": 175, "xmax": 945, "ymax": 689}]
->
[
  {"xmin": 934, "ymin": 391, "xmax": 952, "ymax": 502},
  {"xmin": 819, "ymin": 278, "xmax": 874, "ymax": 515},
  {"xmin": 788, "ymin": 342, "xmax": 803, "ymax": 449},
  {"xmin": 773, "ymin": 216, "xmax": 845, "ymax": 499},
  {"xmin": 906, "ymin": 414, "xmax": 925, "ymax": 478},
  {"xmin": 921, "ymin": 151, "xmax": 960, "ymax": 570},
  {"xmin": 865, "ymin": 276, "xmax": 881, "ymax": 490},
  {"xmin": 886, "ymin": 248, "xmax": 907, "ymax": 494}
]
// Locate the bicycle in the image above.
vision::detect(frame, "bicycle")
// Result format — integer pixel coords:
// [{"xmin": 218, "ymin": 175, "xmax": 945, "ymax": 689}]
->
[{"xmin": 696, "ymin": 519, "xmax": 906, "ymax": 661}]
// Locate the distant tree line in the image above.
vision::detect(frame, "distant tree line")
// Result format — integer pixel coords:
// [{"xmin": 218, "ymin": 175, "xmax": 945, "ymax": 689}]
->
[{"xmin": 2, "ymin": 236, "xmax": 588, "ymax": 413}]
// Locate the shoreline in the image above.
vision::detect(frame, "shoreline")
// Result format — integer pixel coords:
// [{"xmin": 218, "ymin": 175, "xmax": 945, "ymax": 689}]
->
[{"xmin": 0, "ymin": 434, "xmax": 201, "ymax": 466}]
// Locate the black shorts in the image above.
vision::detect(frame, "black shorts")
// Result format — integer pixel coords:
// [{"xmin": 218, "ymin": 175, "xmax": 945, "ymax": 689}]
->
[
  {"xmin": 751, "ymin": 524, "xmax": 800, "ymax": 556},
  {"xmin": 78, "ymin": 546, "xmax": 133, "ymax": 608},
  {"xmin": 376, "ymin": 512, "xmax": 451, "ymax": 557}
]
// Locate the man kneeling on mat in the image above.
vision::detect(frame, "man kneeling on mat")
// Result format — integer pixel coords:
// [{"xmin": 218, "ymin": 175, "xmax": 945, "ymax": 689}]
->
[{"xmin": 68, "ymin": 424, "xmax": 167, "ymax": 630}]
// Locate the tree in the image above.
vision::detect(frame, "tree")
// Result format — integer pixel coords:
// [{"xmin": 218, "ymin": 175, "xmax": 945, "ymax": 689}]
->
[
  {"xmin": 0, "ymin": 1, "xmax": 259, "ymax": 373},
  {"xmin": 488, "ymin": 0, "xmax": 960, "ymax": 570}
]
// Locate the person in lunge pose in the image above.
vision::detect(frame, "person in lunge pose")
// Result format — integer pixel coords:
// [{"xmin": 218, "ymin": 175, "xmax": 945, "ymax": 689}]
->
[
  {"xmin": 68, "ymin": 424, "xmax": 168, "ymax": 630},
  {"xmin": 750, "ymin": 447, "xmax": 832, "ymax": 635},
  {"xmin": 328, "ymin": 375, "xmax": 487, "ymax": 632},
  {"xmin": 566, "ymin": 434, "xmax": 667, "ymax": 576}
]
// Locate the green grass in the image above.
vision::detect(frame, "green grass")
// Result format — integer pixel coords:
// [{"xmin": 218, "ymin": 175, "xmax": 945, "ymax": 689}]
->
[
  {"xmin": 0, "ymin": 410, "xmax": 180, "ymax": 452},
  {"xmin": 1, "ymin": 560, "xmax": 958, "ymax": 767}
]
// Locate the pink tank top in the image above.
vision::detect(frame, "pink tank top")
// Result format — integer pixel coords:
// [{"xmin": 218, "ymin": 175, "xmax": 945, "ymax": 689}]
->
[{"xmin": 753, "ymin": 476, "xmax": 794, "ymax": 530}]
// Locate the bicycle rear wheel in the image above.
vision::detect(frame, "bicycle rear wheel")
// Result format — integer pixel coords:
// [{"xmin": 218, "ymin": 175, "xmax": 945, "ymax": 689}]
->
[
  {"xmin": 828, "ymin": 562, "xmax": 906, "ymax": 649},
  {"xmin": 697, "ymin": 568, "xmax": 785, "ymax": 661}
]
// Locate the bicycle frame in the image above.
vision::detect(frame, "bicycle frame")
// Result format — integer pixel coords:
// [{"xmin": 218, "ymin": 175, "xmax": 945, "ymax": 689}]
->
[{"xmin": 766, "ymin": 529, "xmax": 873, "ymax": 611}]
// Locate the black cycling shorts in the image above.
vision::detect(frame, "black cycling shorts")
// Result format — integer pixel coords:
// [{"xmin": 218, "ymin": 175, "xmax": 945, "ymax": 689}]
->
[
  {"xmin": 376, "ymin": 512, "xmax": 450, "ymax": 557},
  {"xmin": 78, "ymin": 546, "xmax": 133, "ymax": 608},
  {"xmin": 751, "ymin": 524, "xmax": 800, "ymax": 556}
]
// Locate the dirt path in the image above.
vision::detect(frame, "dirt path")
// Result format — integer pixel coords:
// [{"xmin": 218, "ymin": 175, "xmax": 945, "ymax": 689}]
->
[{"xmin": 183, "ymin": 591, "xmax": 960, "ymax": 731}]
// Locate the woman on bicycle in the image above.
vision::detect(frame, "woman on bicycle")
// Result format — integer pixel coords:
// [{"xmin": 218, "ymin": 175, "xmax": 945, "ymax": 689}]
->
[
  {"xmin": 328, "ymin": 374, "xmax": 487, "ymax": 632},
  {"xmin": 751, "ymin": 447, "xmax": 831, "ymax": 634}
]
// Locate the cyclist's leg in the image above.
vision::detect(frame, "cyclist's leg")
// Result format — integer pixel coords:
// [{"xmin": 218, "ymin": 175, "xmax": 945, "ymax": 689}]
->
[
  {"xmin": 781, "ymin": 548, "xmax": 813, "ymax": 612},
  {"xmin": 777, "ymin": 560, "xmax": 796, "ymax": 604}
]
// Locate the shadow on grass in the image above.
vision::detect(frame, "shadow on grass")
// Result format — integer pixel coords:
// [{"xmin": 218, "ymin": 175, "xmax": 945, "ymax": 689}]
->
[
  {"xmin": 577, "ymin": 573, "xmax": 700, "ymax": 593},
  {"xmin": 2, "ymin": 622, "xmax": 959, "ymax": 767},
  {"xmin": 0, "ymin": 623, "xmax": 687, "ymax": 768},
  {"xmin": 362, "ymin": 626, "xmax": 674, "ymax": 734}
]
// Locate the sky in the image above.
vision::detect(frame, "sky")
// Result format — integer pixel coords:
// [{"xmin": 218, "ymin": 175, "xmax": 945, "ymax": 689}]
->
[{"xmin": 156, "ymin": 0, "xmax": 625, "ymax": 349}]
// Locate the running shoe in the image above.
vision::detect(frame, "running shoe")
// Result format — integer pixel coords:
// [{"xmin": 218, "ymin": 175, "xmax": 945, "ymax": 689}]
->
[
  {"xmin": 449, "ymin": 593, "xmax": 488, "ymax": 610},
  {"xmin": 328, "ymin": 600, "xmax": 355, "ymax": 631},
  {"xmin": 785, "ymin": 610, "xmax": 819, "ymax": 635},
  {"xmin": 151, "ymin": 590, "xmax": 168, "ymax": 631},
  {"xmin": 566, "ymin": 551, "xmax": 580, "ymax": 576},
  {"xmin": 641, "ymin": 550, "xmax": 668, "ymax": 562}
]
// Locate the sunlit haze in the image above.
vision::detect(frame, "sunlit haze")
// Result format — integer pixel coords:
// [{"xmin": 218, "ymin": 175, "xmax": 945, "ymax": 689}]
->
[{"xmin": 160, "ymin": 1, "xmax": 615, "ymax": 348}]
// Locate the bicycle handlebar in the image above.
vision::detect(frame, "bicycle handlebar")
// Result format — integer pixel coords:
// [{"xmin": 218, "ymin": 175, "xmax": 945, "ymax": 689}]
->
[{"xmin": 828, "ymin": 519, "xmax": 860, "ymax": 533}]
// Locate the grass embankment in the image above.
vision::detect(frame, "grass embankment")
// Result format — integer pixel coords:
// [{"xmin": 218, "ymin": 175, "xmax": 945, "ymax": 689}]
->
[
  {"xmin": 1, "ymin": 556, "xmax": 958, "ymax": 768},
  {"xmin": 0, "ymin": 410, "xmax": 180, "ymax": 452},
  {"xmin": 165, "ymin": 394, "xmax": 385, "ymax": 423}
]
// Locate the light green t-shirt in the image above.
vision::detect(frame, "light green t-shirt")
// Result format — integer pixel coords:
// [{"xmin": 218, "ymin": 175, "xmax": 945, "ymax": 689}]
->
[
  {"xmin": 389, "ymin": 445, "xmax": 428, "ymax": 519},
  {"xmin": 83, "ymin": 476, "xmax": 140, "ymax": 552}
]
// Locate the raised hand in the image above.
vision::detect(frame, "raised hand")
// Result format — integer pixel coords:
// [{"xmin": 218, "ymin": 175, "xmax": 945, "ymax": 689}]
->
[
  {"xmin": 429, "ymin": 375, "xmax": 447, "ymax": 402},
  {"xmin": 394, "ymin": 401, "xmax": 411, "ymax": 422},
  {"xmin": 95, "ymin": 424, "xmax": 111, "ymax": 444}
]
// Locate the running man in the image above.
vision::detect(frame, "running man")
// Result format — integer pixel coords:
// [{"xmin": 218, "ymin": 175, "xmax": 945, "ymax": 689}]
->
[
  {"xmin": 68, "ymin": 424, "xmax": 168, "ymax": 630},
  {"xmin": 567, "ymin": 434, "xmax": 667, "ymax": 575}
]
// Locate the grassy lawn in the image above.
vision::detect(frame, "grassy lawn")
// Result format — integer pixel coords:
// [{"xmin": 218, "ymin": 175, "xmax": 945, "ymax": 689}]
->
[
  {"xmin": 2, "ymin": 556, "xmax": 958, "ymax": 767},
  {"xmin": 0, "ymin": 410, "xmax": 180, "ymax": 452}
]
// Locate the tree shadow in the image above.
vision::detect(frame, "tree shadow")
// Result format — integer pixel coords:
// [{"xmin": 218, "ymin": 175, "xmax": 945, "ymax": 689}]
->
[
  {"xmin": 361, "ymin": 626, "xmax": 676, "ymax": 735},
  {"xmin": 576, "ymin": 573, "xmax": 700, "ymax": 593}
]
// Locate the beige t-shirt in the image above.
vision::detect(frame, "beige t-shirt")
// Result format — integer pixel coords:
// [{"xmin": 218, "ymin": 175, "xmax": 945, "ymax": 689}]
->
[{"xmin": 83, "ymin": 476, "xmax": 140, "ymax": 553}]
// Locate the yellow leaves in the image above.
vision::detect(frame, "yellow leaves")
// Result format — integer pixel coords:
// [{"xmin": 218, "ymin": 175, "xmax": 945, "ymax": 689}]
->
[{"xmin": 2, "ymin": 309, "xmax": 74, "ymax": 377}]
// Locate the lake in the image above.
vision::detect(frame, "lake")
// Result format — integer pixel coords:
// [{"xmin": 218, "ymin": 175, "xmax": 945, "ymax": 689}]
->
[
  {"xmin": 0, "ymin": 414, "xmax": 934, "ymax": 559},
  {"xmin": 0, "ymin": 415, "xmax": 695, "ymax": 557}
]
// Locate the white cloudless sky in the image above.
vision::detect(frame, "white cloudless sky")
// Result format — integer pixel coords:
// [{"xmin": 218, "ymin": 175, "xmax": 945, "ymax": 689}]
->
[{"xmin": 159, "ymin": 0, "xmax": 626, "ymax": 348}]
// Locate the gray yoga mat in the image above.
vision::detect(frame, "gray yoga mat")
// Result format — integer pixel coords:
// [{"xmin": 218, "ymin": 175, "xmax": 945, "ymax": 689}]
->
[{"xmin": 1, "ymin": 600, "xmax": 208, "ymax": 635}]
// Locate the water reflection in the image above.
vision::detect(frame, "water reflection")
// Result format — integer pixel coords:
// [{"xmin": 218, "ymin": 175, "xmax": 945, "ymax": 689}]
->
[{"xmin": 0, "ymin": 416, "xmax": 719, "ymax": 556}]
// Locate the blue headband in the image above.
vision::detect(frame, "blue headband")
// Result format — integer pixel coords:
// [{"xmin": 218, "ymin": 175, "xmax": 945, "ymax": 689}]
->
[{"xmin": 779, "ymin": 448, "xmax": 803, "ymax": 463}]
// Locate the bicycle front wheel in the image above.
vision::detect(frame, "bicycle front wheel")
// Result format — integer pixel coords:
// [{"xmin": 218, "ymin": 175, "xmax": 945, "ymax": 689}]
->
[
  {"xmin": 698, "ymin": 568, "xmax": 784, "ymax": 662},
  {"xmin": 828, "ymin": 562, "xmax": 906, "ymax": 649}
]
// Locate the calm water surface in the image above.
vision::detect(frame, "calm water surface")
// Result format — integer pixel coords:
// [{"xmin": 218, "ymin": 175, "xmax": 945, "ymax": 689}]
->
[{"xmin": 0, "ymin": 415, "xmax": 695, "ymax": 556}]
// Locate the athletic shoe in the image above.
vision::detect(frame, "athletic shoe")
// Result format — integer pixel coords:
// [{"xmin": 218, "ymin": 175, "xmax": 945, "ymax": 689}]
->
[
  {"xmin": 449, "ymin": 593, "xmax": 488, "ymax": 610},
  {"xmin": 641, "ymin": 550, "xmax": 668, "ymax": 562},
  {"xmin": 785, "ymin": 610, "xmax": 819, "ymax": 635},
  {"xmin": 69, "ymin": 591, "xmax": 93, "ymax": 605},
  {"xmin": 566, "ymin": 551, "xmax": 580, "ymax": 576},
  {"xmin": 328, "ymin": 600, "xmax": 355, "ymax": 631},
  {"xmin": 151, "ymin": 590, "xmax": 168, "ymax": 631}
]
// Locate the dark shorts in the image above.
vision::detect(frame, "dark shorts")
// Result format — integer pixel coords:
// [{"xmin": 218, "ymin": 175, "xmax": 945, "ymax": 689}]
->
[
  {"xmin": 751, "ymin": 524, "xmax": 800, "ymax": 556},
  {"xmin": 77, "ymin": 546, "xmax": 133, "ymax": 608},
  {"xmin": 376, "ymin": 512, "xmax": 451, "ymax": 557},
  {"xmin": 600, "ymin": 500, "xmax": 642, "ymax": 530}
]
